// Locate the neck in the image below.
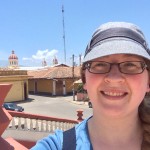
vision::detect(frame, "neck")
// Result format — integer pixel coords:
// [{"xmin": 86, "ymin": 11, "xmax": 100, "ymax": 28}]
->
[{"xmin": 88, "ymin": 111, "xmax": 143, "ymax": 147}]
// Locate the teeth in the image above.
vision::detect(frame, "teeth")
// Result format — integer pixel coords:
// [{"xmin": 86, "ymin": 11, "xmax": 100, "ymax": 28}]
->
[{"xmin": 104, "ymin": 91, "xmax": 124, "ymax": 96}]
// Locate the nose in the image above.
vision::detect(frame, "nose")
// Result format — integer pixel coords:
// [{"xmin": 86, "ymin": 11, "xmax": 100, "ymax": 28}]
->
[{"xmin": 104, "ymin": 65, "xmax": 125, "ymax": 83}]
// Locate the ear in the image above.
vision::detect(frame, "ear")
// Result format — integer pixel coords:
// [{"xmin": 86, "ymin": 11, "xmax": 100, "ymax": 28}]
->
[{"xmin": 146, "ymin": 83, "xmax": 150, "ymax": 92}]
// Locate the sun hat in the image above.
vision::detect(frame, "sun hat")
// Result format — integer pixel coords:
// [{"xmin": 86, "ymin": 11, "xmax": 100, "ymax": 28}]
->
[{"xmin": 83, "ymin": 22, "xmax": 150, "ymax": 63}]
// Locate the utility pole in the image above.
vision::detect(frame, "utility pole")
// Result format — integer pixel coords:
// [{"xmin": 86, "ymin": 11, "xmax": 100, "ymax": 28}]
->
[
  {"xmin": 72, "ymin": 54, "xmax": 75, "ymax": 101},
  {"xmin": 62, "ymin": 4, "xmax": 66, "ymax": 64},
  {"xmin": 79, "ymin": 54, "xmax": 82, "ymax": 66}
]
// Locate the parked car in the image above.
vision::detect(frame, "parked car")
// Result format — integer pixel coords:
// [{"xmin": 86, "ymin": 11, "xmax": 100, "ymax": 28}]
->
[{"xmin": 3, "ymin": 103, "xmax": 24, "ymax": 112}]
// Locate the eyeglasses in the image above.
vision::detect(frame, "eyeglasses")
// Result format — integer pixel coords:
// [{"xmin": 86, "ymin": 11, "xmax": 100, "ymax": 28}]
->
[{"xmin": 84, "ymin": 61, "xmax": 147, "ymax": 75}]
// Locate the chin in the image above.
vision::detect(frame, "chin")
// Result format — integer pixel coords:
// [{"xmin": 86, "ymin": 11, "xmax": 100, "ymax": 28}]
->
[{"xmin": 99, "ymin": 105, "xmax": 129, "ymax": 118}]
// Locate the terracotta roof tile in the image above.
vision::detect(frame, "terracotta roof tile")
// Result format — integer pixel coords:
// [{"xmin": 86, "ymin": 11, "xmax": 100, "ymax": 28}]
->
[{"xmin": 27, "ymin": 66, "xmax": 81, "ymax": 79}]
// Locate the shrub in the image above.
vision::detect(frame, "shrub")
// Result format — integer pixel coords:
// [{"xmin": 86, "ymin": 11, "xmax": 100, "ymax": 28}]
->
[{"xmin": 77, "ymin": 83, "xmax": 86, "ymax": 93}]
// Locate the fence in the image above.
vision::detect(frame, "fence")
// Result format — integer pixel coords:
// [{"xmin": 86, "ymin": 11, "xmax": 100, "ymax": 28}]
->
[{"xmin": 7, "ymin": 110, "xmax": 81, "ymax": 132}]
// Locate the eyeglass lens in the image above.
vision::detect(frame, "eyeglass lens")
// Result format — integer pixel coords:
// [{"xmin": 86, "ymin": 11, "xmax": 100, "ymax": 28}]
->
[{"xmin": 87, "ymin": 61, "xmax": 146, "ymax": 74}]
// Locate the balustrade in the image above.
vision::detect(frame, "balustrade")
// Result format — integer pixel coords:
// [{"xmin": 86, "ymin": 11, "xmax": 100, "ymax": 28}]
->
[
  {"xmin": 2, "ymin": 105, "xmax": 84, "ymax": 148},
  {"xmin": 7, "ymin": 110, "xmax": 81, "ymax": 133}
]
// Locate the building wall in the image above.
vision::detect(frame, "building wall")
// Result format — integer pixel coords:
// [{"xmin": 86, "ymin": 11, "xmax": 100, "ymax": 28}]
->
[
  {"xmin": 28, "ymin": 80, "xmax": 35, "ymax": 92},
  {"xmin": 0, "ymin": 80, "xmax": 28, "ymax": 102},
  {"xmin": 65, "ymin": 79, "xmax": 74, "ymax": 94},
  {"xmin": 5, "ymin": 81, "xmax": 24, "ymax": 102},
  {"xmin": 37, "ymin": 79, "xmax": 53, "ymax": 94},
  {"xmin": 55, "ymin": 79, "xmax": 63, "ymax": 95},
  {"xmin": 28, "ymin": 79, "xmax": 53, "ymax": 95},
  {"xmin": 0, "ymin": 70, "xmax": 29, "ymax": 102},
  {"xmin": 28, "ymin": 78, "xmax": 79, "ymax": 96}
]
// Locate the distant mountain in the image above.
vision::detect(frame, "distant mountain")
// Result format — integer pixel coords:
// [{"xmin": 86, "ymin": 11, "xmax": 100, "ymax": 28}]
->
[{"xmin": 0, "ymin": 60, "xmax": 8, "ymax": 67}]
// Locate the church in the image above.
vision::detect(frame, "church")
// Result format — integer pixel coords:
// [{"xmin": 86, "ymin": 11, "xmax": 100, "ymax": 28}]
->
[
  {"xmin": 1, "ymin": 50, "xmax": 81, "ymax": 102},
  {"xmin": 0, "ymin": 50, "xmax": 29, "ymax": 102}
]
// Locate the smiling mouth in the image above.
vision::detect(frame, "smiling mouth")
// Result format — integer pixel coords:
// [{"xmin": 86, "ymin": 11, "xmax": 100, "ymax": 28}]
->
[{"xmin": 101, "ymin": 91, "xmax": 128, "ymax": 97}]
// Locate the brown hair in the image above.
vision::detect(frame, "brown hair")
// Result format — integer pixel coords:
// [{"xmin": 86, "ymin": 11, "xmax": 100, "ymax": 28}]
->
[
  {"xmin": 139, "ymin": 59, "xmax": 150, "ymax": 149},
  {"xmin": 80, "ymin": 64, "xmax": 86, "ymax": 84},
  {"xmin": 139, "ymin": 97, "xmax": 150, "ymax": 149}
]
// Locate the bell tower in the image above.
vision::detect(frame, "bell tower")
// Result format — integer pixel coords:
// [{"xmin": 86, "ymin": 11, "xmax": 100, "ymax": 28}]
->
[
  {"xmin": 8, "ymin": 50, "xmax": 19, "ymax": 68},
  {"xmin": 53, "ymin": 56, "xmax": 58, "ymax": 65}
]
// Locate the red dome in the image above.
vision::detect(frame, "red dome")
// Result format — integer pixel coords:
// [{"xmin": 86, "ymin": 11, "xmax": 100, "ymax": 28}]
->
[{"xmin": 9, "ymin": 50, "xmax": 18, "ymax": 59}]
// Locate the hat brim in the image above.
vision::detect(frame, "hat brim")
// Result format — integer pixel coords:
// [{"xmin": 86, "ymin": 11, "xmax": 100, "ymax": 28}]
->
[{"xmin": 83, "ymin": 39, "xmax": 150, "ymax": 63}]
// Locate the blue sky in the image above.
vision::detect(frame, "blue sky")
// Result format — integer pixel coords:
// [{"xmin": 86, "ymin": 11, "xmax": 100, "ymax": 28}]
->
[{"xmin": 0, "ymin": 0, "xmax": 150, "ymax": 67}]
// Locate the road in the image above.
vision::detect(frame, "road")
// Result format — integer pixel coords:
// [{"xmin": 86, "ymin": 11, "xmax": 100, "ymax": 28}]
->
[{"xmin": 17, "ymin": 94, "xmax": 93, "ymax": 120}]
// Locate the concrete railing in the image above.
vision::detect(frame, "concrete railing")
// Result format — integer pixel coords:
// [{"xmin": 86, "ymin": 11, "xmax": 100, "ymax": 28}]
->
[
  {"xmin": 2, "ymin": 110, "xmax": 84, "ymax": 148},
  {"xmin": 7, "ymin": 110, "xmax": 80, "ymax": 132}
]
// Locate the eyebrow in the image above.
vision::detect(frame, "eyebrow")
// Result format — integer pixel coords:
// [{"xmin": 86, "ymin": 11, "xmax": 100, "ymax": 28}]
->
[{"xmin": 122, "ymin": 54, "xmax": 142, "ymax": 59}]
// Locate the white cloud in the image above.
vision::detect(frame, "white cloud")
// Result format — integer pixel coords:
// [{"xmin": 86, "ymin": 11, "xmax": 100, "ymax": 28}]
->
[
  {"xmin": 22, "ymin": 49, "xmax": 58, "ymax": 61},
  {"xmin": 22, "ymin": 57, "xmax": 32, "ymax": 61},
  {"xmin": 32, "ymin": 49, "xmax": 58, "ymax": 60}
]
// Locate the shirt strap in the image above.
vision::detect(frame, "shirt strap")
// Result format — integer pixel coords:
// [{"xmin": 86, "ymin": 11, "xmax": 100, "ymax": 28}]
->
[{"xmin": 62, "ymin": 127, "xmax": 76, "ymax": 150}]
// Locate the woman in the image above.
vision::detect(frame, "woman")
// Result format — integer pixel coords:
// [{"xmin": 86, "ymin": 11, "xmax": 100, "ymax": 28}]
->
[{"xmin": 31, "ymin": 22, "xmax": 150, "ymax": 150}]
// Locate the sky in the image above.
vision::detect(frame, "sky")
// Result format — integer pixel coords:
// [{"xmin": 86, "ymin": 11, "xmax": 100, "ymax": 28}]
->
[{"xmin": 0, "ymin": 0, "xmax": 150, "ymax": 67}]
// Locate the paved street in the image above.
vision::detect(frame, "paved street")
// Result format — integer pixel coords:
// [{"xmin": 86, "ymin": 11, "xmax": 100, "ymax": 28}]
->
[
  {"xmin": 3, "ymin": 95, "xmax": 93, "ymax": 142},
  {"xmin": 17, "ymin": 94, "xmax": 93, "ymax": 120}
]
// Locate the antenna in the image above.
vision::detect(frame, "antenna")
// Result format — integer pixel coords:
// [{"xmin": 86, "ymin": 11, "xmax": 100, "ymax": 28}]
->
[{"xmin": 62, "ymin": 4, "xmax": 66, "ymax": 64}]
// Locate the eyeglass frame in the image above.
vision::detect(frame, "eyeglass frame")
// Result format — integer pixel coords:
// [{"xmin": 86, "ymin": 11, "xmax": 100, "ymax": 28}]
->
[{"xmin": 83, "ymin": 61, "xmax": 148, "ymax": 75}]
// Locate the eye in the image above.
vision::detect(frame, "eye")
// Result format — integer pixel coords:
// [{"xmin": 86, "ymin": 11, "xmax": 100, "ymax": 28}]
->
[
  {"xmin": 124, "ymin": 62, "xmax": 136, "ymax": 67},
  {"xmin": 123, "ymin": 62, "xmax": 139, "ymax": 67},
  {"xmin": 121, "ymin": 62, "xmax": 141, "ymax": 71},
  {"xmin": 91, "ymin": 62, "xmax": 107, "ymax": 68},
  {"xmin": 90, "ymin": 62, "xmax": 110, "ymax": 72}
]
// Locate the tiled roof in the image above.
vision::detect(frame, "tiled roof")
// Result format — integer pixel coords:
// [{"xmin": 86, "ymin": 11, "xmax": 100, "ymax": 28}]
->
[
  {"xmin": 27, "ymin": 66, "xmax": 81, "ymax": 79},
  {"xmin": 0, "ymin": 68, "xmax": 13, "ymax": 71}
]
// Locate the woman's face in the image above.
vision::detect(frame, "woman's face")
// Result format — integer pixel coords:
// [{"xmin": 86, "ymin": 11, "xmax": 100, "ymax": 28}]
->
[{"xmin": 84, "ymin": 54, "xmax": 150, "ymax": 118}]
